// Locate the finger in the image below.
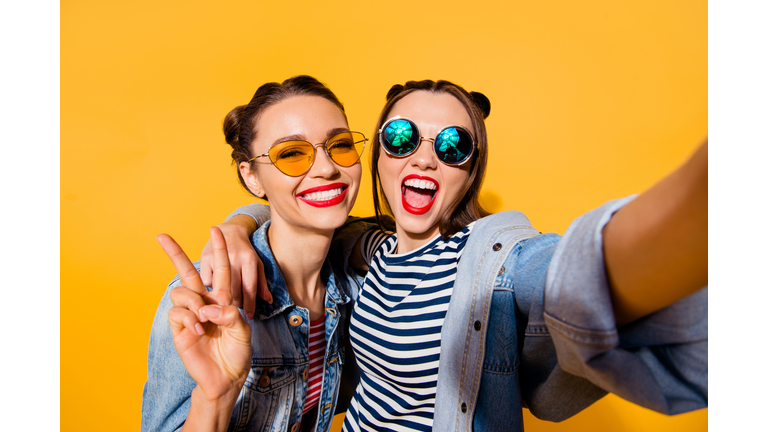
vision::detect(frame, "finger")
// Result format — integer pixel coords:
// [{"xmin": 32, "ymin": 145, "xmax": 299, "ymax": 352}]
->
[
  {"xmin": 169, "ymin": 306, "xmax": 205, "ymax": 336},
  {"xmin": 157, "ymin": 234, "xmax": 207, "ymax": 295},
  {"xmin": 241, "ymin": 261, "xmax": 256, "ymax": 319},
  {"xmin": 210, "ymin": 226, "xmax": 232, "ymax": 305},
  {"xmin": 230, "ymin": 266, "xmax": 243, "ymax": 309},
  {"xmin": 169, "ymin": 286, "xmax": 208, "ymax": 323},
  {"xmin": 256, "ymin": 260, "xmax": 272, "ymax": 305},
  {"xmin": 199, "ymin": 241, "xmax": 214, "ymax": 287},
  {"xmin": 200, "ymin": 304, "xmax": 251, "ymax": 343}
]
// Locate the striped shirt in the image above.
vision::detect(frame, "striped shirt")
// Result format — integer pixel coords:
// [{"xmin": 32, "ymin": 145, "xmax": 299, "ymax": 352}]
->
[
  {"xmin": 343, "ymin": 223, "xmax": 475, "ymax": 432},
  {"xmin": 303, "ymin": 315, "xmax": 326, "ymax": 416}
]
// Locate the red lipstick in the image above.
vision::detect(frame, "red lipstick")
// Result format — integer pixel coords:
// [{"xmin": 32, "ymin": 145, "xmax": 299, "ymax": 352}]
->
[
  {"xmin": 401, "ymin": 175, "xmax": 438, "ymax": 215},
  {"xmin": 297, "ymin": 182, "xmax": 348, "ymax": 208}
]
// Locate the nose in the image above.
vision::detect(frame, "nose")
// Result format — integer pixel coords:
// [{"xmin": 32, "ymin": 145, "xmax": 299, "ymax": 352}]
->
[
  {"xmin": 307, "ymin": 144, "xmax": 340, "ymax": 178},
  {"xmin": 409, "ymin": 137, "xmax": 438, "ymax": 171}
]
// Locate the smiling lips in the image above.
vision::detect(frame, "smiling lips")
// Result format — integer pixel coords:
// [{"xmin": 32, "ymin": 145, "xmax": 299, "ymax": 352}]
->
[
  {"xmin": 297, "ymin": 182, "xmax": 349, "ymax": 207},
  {"xmin": 401, "ymin": 175, "xmax": 438, "ymax": 215}
]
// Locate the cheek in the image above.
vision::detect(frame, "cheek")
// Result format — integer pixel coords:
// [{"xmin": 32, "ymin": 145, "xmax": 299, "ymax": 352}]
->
[
  {"xmin": 262, "ymin": 169, "xmax": 300, "ymax": 200},
  {"xmin": 377, "ymin": 156, "xmax": 400, "ymax": 187},
  {"xmin": 442, "ymin": 168, "xmax": 471, "ymax": 200},
  {"xmin": 350, "ymin": 164, "xmax": 363, "ymax": 183}
]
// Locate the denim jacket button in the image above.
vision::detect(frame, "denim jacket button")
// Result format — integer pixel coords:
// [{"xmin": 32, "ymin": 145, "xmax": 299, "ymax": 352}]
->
[
  {"xmin": 258, "ymin": 374, "xmax": 270, "ymax": 387},
  {"xmin": 492, "ymin": 243, "xmax": 502, "ymax": 251},
  {"xmin": 474, "ymin": 321, "xmax": 482, "ymax": 331},
  {"xmin": 290, "ymin": 423, "xmax": 299, "ymax": 432},
  {"xmin": 289, "ymin": 315, "xmax": 303, "ymax": 326},
  {"xmin": 461, "ymin": 402, "xmax": 468, "ymax": 413},
  {"xmin": 497, "ymin": 266, "xmax": 505, "ymax": 276},
  {"xmin": 303, "ymin": 368, "xmax": 309, "ymax": 380}
]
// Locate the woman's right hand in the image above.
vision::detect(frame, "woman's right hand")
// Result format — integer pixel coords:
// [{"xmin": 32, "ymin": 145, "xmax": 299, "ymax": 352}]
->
[
  {"xmin": 158, "ymin": 227, "xmax": 252, "ymax": 403},
  {"xmin": 200, "ymin": 215, "xmax": 271, "ymax": 319}
]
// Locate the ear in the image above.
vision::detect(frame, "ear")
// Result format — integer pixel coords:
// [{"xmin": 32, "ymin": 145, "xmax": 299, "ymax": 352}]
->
[{"xmin": 239, "ymin": 161, "xmax": 266, "ymax": 198}]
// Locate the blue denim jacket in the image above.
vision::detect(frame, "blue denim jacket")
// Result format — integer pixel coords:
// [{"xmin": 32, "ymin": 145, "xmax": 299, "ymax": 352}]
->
[
  {"xmin": 220, "ymin": 198, "xmax": 708, "ymax": 431},
  {"xmin": 141, "ymin": 221, "xmax": 353, "ymax": 432},
  {"xmin": 432, "ymin": 197, "xmax": 708, "ymax": 431}
]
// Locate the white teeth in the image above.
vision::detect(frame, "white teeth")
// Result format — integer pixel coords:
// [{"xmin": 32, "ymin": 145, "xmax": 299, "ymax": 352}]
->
[
  {"xmin": 301, "ymin": 187, "xmax": 343, "ymax": 202},
  {"xmin": 404, "ymin": 178, "xmax": 437, "ymax": 190}
]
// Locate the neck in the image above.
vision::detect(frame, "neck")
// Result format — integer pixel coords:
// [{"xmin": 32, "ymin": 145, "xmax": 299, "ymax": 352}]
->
[
  {"xmin": 394, "ymin": 224, "xmax": 440, "ymax": 254},
  {"xmin": 267, "ymin": 219, "xmax": 333, "ymax": 320}
]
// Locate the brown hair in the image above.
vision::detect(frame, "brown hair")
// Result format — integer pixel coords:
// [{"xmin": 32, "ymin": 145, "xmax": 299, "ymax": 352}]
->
[
  {"xmin": 371, "ymin": 80, "xmax": 492, "ymax": 239},
  {"xmin": 223, "ymin": 75, "xmax": 347, "ymax": 197}
]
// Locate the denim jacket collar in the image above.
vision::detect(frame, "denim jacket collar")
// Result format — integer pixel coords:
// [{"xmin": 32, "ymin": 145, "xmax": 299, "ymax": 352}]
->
[{"xmin": 251, "ymin": 221, "xmax": 349, "ymax": 321}]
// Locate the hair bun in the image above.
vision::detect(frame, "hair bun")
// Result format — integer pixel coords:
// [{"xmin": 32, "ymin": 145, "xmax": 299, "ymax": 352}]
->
[
  {"xmin": 223, "ymin": 105, "xmax": 247, "ymax": 147},
  {"xmin": 470, "ymin": 91, "xmax": 491, "ymax": 119},
  {"xmin": 386, "ymin": 84, "xmax": 405, "ymax": 101}
]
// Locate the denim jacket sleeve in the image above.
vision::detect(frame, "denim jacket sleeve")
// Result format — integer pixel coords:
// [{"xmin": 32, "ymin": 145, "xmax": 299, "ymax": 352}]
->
[
  {"xmin": 541, "ymin": 196, "xmax": 708, "ymax": 415},
  {"xmin": 224, "ymin": 202, "xmax": 272, "ymax": 225},
  {"xmin": 141, "ymin": 276, "xmax": 197, "ymax": 432},
  {"xmin": 435, "ymin": 200, "xmax": 707, "ymax": 431}
]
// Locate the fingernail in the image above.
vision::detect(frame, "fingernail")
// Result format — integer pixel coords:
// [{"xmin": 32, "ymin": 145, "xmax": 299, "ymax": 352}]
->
[
  {"xmin": 201, "ymin": 305, "xmax": 222, "ymax": 319},
  {"xmin": 267, "ymin": 295, "xmax": 273, "ymax": 305},
  {"xmin": 194, "ymin": 323, "xmax": 204, "ymax": 335},
  {"xmin": 246, "ymin": 312, "xmax": 254, "ymax": 320}
]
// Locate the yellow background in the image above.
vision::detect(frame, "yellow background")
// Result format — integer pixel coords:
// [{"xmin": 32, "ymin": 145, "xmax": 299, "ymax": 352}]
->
[{"xmin": 62, "ymin": 0, "xmax": 707, "ymax": 430}]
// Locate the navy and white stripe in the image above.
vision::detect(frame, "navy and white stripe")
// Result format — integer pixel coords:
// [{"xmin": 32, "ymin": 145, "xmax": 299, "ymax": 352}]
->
[
  {"xmin": 343, "ymin": 223, "xmax": 475, "ymax": 432},
  {"xmin": 358, "ymin": 228, "xmax": 389, "ymax": 263}
]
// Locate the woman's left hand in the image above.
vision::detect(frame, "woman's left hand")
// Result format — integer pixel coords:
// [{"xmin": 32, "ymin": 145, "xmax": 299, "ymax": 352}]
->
[{"xmin": 157, "ymin": 227, "xmax": 253, "ymax": 405}]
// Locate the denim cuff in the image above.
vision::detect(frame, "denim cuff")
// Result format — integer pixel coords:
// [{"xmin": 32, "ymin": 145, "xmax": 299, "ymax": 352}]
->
[
  {"xmin": 543, "ymin": 195, "xmax": 708, "ymax": 414},
  {"xmin": 544, "ymin": 196, "xmax": 634, "ymax": 350}
]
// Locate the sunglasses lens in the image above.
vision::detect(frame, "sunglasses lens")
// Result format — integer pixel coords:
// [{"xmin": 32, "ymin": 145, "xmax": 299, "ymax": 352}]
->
[
  {"xmin": 268, "ymin": 141, "xmax": 315, "ymax": 176},
  {"xmin": 435, "ymin": 127, "xmax": 473, "ymax": 165},
  {"xmin": 382, "ymin": 119, "xmax": 419, "ymax": 156},
  {"xmin": 327, "ymin": 132, "xmax": 366, "ymax": 167}
]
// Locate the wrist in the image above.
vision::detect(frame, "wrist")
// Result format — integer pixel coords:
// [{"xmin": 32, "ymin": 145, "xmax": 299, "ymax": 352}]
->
[
  {"xmin": 221, "ymin": 215, "xmax": 258, "ymax": 235},
  {"xmin": 191, "ymin": 379, "xmax": 244, "ymax": 405},
  {"xmin": 186, "ymin": 385, "xmax": 242, "ymax": 432}
]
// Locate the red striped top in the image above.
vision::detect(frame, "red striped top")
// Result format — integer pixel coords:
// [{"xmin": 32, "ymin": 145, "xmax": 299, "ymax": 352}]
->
[{"xmin": 303, "ymin": 314, "xmax": 326, "ymax": 415}]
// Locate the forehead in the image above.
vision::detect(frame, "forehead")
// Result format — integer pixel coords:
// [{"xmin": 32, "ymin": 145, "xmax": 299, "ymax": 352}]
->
[
  {"xmin": 254, "ymin": 95, "xmax": 348, "ymax": 147},
  {"xmin": 388, "ymin": 91, "xmax": 473, "ymax": 134}
]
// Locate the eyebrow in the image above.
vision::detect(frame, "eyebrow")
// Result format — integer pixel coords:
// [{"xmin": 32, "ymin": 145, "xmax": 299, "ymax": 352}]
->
[{"xmin": 272, "ymin": 127, "xmax": 351, "ymax": 146}]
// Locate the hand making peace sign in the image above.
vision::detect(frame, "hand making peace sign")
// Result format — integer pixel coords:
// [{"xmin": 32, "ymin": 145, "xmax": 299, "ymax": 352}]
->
[{"xmin": 157, "ymin": 227, "xmax": 252, "ymax": 404}]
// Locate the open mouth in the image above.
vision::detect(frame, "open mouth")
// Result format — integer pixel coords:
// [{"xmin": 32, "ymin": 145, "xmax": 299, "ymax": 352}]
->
[
  {"xmin": 401, "ymin": 175, "xmax": 438, "ymax": 215},
  {"xmin": 297, "ymin": 183, "xmax": 348, "ymax": 208}
]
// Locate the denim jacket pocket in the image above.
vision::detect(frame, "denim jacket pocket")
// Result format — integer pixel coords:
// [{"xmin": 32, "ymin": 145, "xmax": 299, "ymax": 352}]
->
[{"xmin": 229, "ymin": 365, "xmax": 297, "ymax": 432}]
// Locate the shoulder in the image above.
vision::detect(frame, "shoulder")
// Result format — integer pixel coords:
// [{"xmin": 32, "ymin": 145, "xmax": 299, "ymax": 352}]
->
[
  {"xmin": 475, "ymin": 211, "xmax": 534, "ymax": 230},
  {"xmin": 463, "ymin": 211, "xmax": 540, "ymax": 247}
]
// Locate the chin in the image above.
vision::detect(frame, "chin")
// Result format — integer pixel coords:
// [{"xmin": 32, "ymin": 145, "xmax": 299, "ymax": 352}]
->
[
  {"xmin": 308, "ymin": 210, "xmax": 351, "ymax": 231},
  {"xmin": 394, "ymin": 210, "xmax": 440, "ymax": 237}
]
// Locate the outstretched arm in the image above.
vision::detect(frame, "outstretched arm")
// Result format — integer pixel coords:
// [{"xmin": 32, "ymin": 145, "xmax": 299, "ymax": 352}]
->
[{"xmin": 602, "ymin": 141, "xmax": 707, "ymax": 326}]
